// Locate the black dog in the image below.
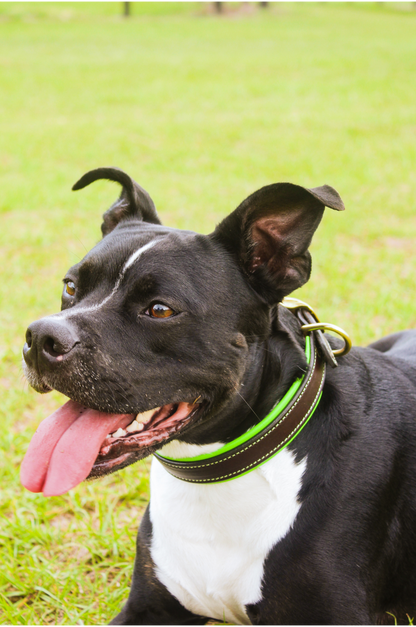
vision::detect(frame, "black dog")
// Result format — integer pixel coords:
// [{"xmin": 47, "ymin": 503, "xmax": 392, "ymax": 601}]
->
[{"xmin": 21, "ymin": 168, "xmax": 416, "ymax": 625}]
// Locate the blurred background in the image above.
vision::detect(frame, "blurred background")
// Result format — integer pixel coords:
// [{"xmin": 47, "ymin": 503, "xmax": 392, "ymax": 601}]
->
[{"xmin": 1, "ymin": 2, "xmax": 416, "ymax": 623}]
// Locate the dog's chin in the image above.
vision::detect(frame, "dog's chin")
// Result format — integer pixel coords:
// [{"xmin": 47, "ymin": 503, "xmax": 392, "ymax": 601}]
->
[{"xmin": 87, "ymin": 445, "xmax": 157, "ymax": 480}]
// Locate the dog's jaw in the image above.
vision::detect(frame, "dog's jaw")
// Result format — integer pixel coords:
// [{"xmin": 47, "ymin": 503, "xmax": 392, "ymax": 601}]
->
[{"xmin": 89, "ymin": 402, "xmax": 203, "ymax": 480}]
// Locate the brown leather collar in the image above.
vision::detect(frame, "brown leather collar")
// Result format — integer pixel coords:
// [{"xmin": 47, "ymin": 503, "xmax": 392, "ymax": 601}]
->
[{"xmin": 154, "ymin": 319, "xmax": 326, "ymax": 484}]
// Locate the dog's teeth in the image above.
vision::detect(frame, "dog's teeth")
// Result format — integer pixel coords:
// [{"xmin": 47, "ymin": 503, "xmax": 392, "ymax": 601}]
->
[
  {"xmin": 112, "ymin": 428, "xmax": 127, "ymax": 438},
  {"xmin": 136, "ymin": 407, "xmax": 160, "ymax": 424},
  {"xmin": 126, "ymin": 420, "xmax": 144, "ymax": 433},
  {"xmin": 126, "ymin": 421, "xmax": 138, "ymax": 433},
  {"xmin": 108, "ymin": 408, "xmax": 160, "ymax": 439}
]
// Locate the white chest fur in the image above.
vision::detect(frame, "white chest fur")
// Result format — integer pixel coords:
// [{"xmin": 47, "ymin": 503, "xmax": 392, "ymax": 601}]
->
[{"xmin": 149, "ymin": 442, "xmax": 306, "ymax": 625}]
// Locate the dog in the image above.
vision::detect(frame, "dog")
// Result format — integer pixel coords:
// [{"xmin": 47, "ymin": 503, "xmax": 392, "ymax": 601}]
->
[{"xmin": 21, "ymin": 167, "xmax": 416, "ymax": 625}]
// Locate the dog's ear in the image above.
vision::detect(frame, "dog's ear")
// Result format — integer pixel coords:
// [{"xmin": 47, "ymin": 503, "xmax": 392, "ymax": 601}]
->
[
  {"xmin": 213, "ymin": 183, "xmax": 344, "ymax": 303},
  {"xmin": 72, "ymin": 167, "xmax": 161, "ymax": 237}
]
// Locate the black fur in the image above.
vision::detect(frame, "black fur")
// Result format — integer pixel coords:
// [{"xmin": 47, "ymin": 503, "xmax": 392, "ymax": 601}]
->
[{"xmin": 23, "ymin": 169, "xmax": 416, "ymax": 624}]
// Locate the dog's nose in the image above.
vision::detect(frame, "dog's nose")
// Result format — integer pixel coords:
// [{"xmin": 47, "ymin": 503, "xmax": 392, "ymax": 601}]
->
[{"xmin": 23, "ymin": 318, "xmax": 79, "ymax": 371}]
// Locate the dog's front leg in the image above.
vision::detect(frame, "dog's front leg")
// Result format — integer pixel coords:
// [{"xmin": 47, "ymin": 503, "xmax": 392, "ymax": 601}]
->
[{"xmin": 110, "ymin": 507, "xmax": 208, "ymax": 625}]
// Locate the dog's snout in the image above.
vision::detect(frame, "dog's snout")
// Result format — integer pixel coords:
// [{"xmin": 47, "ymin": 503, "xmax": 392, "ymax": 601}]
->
[{"xmin": 23, "ymin": 319, "xmax": 79, "ymax": 371}]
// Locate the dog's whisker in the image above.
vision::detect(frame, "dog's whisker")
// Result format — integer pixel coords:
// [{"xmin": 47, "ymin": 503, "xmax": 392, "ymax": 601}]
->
[{"xmin": 236, "ymin": 391, "xmax": 260, "ymax": 420}]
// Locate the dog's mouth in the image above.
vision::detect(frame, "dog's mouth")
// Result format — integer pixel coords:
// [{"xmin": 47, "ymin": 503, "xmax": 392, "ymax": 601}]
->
[
  {"xmin": 92, "ymin": 402, "xmax": 201, "ymax": 479},
  {"xmin": 20, "ymin": 399, "xmax": 201, "ymax": 497}
]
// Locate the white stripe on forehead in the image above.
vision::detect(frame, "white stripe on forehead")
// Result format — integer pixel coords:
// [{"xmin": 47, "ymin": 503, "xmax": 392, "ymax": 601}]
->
[
  {"xmin": 52, "ymin": 239, "xmax": 158, "ymax": 320},
  {"xmin": 123, "ymin": 239, "xmax": 156, "ymax": 271}
]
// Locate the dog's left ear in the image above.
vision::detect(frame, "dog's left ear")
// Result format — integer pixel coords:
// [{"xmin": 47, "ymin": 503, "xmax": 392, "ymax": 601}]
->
[
  {"xmin": 72, "ymin": 167, "xmax": 161, "ymax": 237},
  {"xmin": 213, "ymin": 182, "xmax": 344, "ymax": 303}
]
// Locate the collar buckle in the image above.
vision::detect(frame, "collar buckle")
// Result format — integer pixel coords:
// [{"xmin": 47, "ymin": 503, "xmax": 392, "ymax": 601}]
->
[{"xmin": 281, "ymin": 297, "xmax": 352, "ymax": 367}]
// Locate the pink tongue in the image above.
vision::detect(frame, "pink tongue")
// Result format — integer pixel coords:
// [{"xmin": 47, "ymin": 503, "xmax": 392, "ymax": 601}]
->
[{"xmin": 20, "ymin": 400, "xmax": 133, "ymax": 497}]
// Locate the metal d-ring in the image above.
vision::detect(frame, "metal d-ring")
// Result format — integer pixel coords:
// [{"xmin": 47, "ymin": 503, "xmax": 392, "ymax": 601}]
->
[
  {"xmin": 281, "ymin": 297, "xmax": 320, "ymax": 321},
  {"xmin": 301, "ymin": 322, "xmax": 352, "ymax": 357}
]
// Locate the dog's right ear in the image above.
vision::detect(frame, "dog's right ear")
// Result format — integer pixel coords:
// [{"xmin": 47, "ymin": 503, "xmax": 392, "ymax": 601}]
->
[
  {"xmin": 72, "ymin": 167, "xmax": 161, "ymax": 237},
  {"xmin": 213, "ymin": 182, "xmax": 344, "ymax": 303}
]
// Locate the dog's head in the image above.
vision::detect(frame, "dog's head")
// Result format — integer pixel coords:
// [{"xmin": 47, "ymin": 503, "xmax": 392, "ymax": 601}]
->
[{"xmin": 21, "ymin": 167, "xmax": 343, "ymax": 496}]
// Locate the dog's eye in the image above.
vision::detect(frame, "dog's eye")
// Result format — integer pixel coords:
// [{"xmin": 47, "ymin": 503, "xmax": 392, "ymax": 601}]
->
[
  {"xmin": 65, "ymin": 281, "xmax": 76, "ymax": 296},
  {"xmin": 147, "ymin": 303, "xmax": 175, "ymax": 319}
]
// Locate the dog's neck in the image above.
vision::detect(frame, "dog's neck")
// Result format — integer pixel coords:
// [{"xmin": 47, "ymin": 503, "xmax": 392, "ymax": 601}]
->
[{"xmin": 176, "ymin": 304, "xmax": 308, "ymax": 447}]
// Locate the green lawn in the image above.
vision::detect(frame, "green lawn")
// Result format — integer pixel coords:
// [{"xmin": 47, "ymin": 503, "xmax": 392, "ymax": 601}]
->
[{"xmin": 1, "ymin": 2, "xmax": 416, "ymax": 623}]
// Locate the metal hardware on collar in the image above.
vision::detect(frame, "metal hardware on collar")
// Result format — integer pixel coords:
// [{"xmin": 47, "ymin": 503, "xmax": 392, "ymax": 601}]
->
[
  {"xmin": 281, "ymin": 297, "xmax": 337, "ymax": 367},
  {"xmin": 281, "ymin": 297, "xmax": 352, "ymax": 367},
  {"xmin": 280, "ymin": 297, "xmax": 320, "ymax": 321},
  {"xmin": 155, "ymin": 330, "xmax": 326, "ymax": 484},
  {"xmin": 300, "ymin": 322, "xmax": 352, "ymax": 357}
]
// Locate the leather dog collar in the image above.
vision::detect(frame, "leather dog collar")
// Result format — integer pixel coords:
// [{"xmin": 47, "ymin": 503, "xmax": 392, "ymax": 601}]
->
[{"xmin": 154, "ymin": 301, "xmax": 337, "ymax": 484}]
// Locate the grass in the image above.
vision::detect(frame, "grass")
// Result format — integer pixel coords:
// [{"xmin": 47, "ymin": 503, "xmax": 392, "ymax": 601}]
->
[
  {"xmin": 1, "ymin": 2, "xmax": 416, "ymax": 623},
  {"xmin": 387, "ymin": 612, "xmax": 414, "ymax": 625}
]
